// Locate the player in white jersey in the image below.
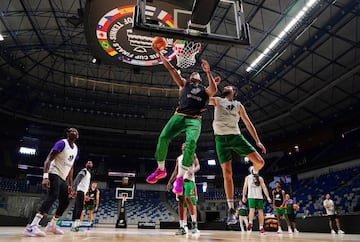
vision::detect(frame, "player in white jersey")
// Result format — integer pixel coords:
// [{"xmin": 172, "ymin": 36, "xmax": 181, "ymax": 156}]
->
[
  {"xmin": 167, "ymin": 143, "xmax": 200, "ymax": 235},
  {"xmin": 209, "ymin": 85, "xmax": 266, "ymax": 224},
  {"xmin": 323, "ymin": 193, "xmax": 345, "ymax": 234},
  {"xmin": 71, "ymin": 160, "xmax": 93, "ymax": 232},
  {"xmin": 242, "ymin": 167, "xmax": 271, "ymax": 234},
  {"xmin": 24, "ymin": 128, "xmax": 79, "ymax": 237}
]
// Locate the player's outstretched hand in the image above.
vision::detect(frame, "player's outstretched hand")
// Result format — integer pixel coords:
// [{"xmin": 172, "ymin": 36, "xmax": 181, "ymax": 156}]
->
[{"xmin": 201, "ymin": 59, "xmax": 211, "ymax": 73}]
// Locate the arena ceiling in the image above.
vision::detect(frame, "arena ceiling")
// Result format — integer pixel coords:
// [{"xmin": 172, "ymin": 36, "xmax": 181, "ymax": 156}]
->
[{"xmin": 0, "ymin": 0, "xmax": 359, "ymax": 164}]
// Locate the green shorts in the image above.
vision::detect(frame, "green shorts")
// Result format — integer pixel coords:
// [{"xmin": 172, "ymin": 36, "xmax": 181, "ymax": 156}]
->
[
  {"xmin": 176, "ymin": 180, "xmax": 196, "ymax": 206},
  {"xmin": 84, "ymin": 204, "xmax": 95, "ymax": 211},
  {"xmin": 215, "ymin": 135, "xmax": 256, "ymax": 164},
  {"xmin": 248, "ymin": 198, "xmax": 264, "ymax": 209},
  {"xmin": 275, "ymin": 207, "xmax": 285, "ymax": 215}
]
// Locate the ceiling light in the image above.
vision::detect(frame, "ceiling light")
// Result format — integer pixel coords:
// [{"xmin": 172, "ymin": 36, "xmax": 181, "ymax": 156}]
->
[
  {"xmin": 0, "ymin": 34, "xmax": 4, "ymax": 41},
  {"xmin": 246, "ymin": 0, "xmax": 320, "ymax": 72}
]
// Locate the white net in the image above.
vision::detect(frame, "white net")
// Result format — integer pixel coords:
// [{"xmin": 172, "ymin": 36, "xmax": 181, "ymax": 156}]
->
[{"xmin": 173, "ymin": 40, "xmax": 201, "ymax": 69}]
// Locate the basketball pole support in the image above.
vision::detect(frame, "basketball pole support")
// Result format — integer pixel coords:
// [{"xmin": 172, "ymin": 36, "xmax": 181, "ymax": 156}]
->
[{"xmin": 115, "ymin": 198, "xmax": 127, "ymax": 228}]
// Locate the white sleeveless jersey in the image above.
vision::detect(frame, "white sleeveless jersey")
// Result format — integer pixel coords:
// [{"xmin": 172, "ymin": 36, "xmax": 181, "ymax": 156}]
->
[
  {"xmin": 247, "ymin": 174, "xmax": 263, "ymax": 199},
  {"xmin": 177, "ymin": 154, "xmax": 196, "ymax": 182},
  {"xmin": 323, "ymin": 199, "xmax": 335, "ymax": 215},
  {"xmin": 212, "ymin": 97, "xmax": 242, "ymax": 135},
  {"xmin": 49, "ymin": 139, "xmax": 78, "ymax": 180},
  {"xmin": 77, "ymin": 168, "xmax": 91, "ymax": 193}
]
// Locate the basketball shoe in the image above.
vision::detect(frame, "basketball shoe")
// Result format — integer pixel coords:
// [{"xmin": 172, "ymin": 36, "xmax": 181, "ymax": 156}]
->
[
  {"xmin": 71, "ymin": 226, "xmax": 80, "ymax": 232},
  {"xmin": 146, "ymin": 168, "xmax": 167, "ymax": 184},
  {"xmin": 191, "ymin": 222, "xmax": 200, "ymax": 234},
  {"xmin": 23, "ymin": 224, "xmax": 46, "ymax": 237},
  {"xmin": 226, "ymin": 208, "xmax": 237, "ymax": 225},
  {"xmin": 338, "ymin": 230, "xmax": 345, "ymax": 234},
  {"xmin": 175, "ymin": 227, "xmax": 186, "ymax": 235},
  {"xmin": 260, "ymin": 228, "xmax": 265, "ymax": 234},
  {"xmin": 45, "ymin": 222, "xmax": 64, "ymax": 235},
  {"xmin": 247, "ymin": 223, "xmax": 252, "ymax": 231},
  {"xmin": 172, "ymin": 176, "xmax": 184, "ymax": 195}
]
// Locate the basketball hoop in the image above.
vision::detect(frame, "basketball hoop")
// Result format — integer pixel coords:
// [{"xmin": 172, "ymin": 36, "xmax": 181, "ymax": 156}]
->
[{"xmin": 173, "ymin": 39, "xmax": 201, "ymax": 69}]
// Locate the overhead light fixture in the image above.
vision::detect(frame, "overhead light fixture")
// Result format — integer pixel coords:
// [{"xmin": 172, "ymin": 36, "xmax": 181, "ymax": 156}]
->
[
  {"xmin": 246, "ymin": 0, "xmax": 320, "ymax": 72},
  {"xmin": 0, "ymin": 34, "xmax": 4, "ymax": 41},
  {"xmin": 207, "ymin": 159, "xmax": 216, "ymax": 166},
  {"xmin": 91, "ymin": 58, "xmax": 97, "ymax": 64}
]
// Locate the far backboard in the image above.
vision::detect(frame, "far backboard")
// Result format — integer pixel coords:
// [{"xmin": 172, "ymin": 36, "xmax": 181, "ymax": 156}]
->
[{"xmin": 108, "ymin": 171, "xmax": 136, "ymax": 200}]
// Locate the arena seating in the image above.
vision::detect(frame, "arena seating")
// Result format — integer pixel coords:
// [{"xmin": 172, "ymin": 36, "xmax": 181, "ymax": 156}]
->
[{"xmin": 0, "ymin": 163, "xmax": 359, "ymax": 225}]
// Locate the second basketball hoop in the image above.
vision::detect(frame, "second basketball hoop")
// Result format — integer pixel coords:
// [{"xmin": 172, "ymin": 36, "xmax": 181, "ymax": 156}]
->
[{"xmin": 173, "ymin": 39, "xmax": 201, "ymax": 69}]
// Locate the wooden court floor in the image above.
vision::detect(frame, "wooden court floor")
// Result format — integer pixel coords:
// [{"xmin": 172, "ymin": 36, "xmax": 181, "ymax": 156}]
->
[{"xmin": 0, "ymin": 226, "xmax": 359, "ymax": 242}]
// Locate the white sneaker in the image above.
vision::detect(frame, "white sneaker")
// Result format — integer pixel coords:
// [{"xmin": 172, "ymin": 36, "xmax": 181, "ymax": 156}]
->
[
  {"xmin": 184, "ymin": 225, "xmax": 188, "ymax": 234},
  {"xmin": 294, "ymin": 228, "xmax": 299, "ymax": 233},
  {"xmin": 331, "ymin": 229, "xmax": 336, "ymax": 234},
  {"xmin": 277, "ymin": 228, "xmax": 282, "ymax": 233},
  {"xmin": 338, "ymin": 230, "xmax": 345, "ymax": 234},
  {"xmin": 23, "ymin": 224, "xmax": 46, "ymax": 237},
  {"xmin": 288, "ymin": 228, "xmax": 293, "ymax": 233},
  {"xmin": 45, "ymin": 222, "xmax": 64, "ymax": 235}
]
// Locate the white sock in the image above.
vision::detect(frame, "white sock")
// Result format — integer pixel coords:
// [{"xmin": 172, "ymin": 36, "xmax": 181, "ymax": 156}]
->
[
  {"xmin": 158, "ymin": 162, "xmax": 165, "ymax": 170},
  {"xmin": 179, "ymin": 220, "xmax": 184, "ymax": 227},
  {"xmin": 190, "ymin": 214, "xmax": 196, "ymax": 222},
  {"xmin": 50, "ymin": 216, "xmax": 59, "ymax": 226},
  {"xmin": 30, "ymin": 213, "xmax": 43, "ymax": 226},
  {"xmin": 227, "ymin": 200, "xmax": 234, "ymax": 210}
]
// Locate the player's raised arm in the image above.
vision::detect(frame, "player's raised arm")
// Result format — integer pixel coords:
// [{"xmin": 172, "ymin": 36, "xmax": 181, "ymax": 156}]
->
[
  {"xmin": 152, "ymin": 44, "xmax": 186, "ymax": 88},
  {"xmin": 201, "ymin": 59, "xmax": 217, "ymax": 97}
]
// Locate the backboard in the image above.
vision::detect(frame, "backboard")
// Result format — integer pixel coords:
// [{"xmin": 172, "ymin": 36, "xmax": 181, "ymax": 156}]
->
[
  {"xmin": 115, "ymin": 187, "xmax": 134, "ymax": 200},
  {"xmin": 132, "ymin": 0, "xmax": 251, "ymax": 46},
  {"xmin": 108, "ymin": 171, "xmax": 136, "ymax": 200}
]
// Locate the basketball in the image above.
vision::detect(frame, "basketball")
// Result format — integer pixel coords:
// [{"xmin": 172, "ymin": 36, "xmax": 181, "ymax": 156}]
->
[
  {"xmin": 293, "ymin": 203, "xmax": 299, "ymax": 210},
  {"xmin": 152, "ymin": 36, "xmax": 167, "ymax": 51}
]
